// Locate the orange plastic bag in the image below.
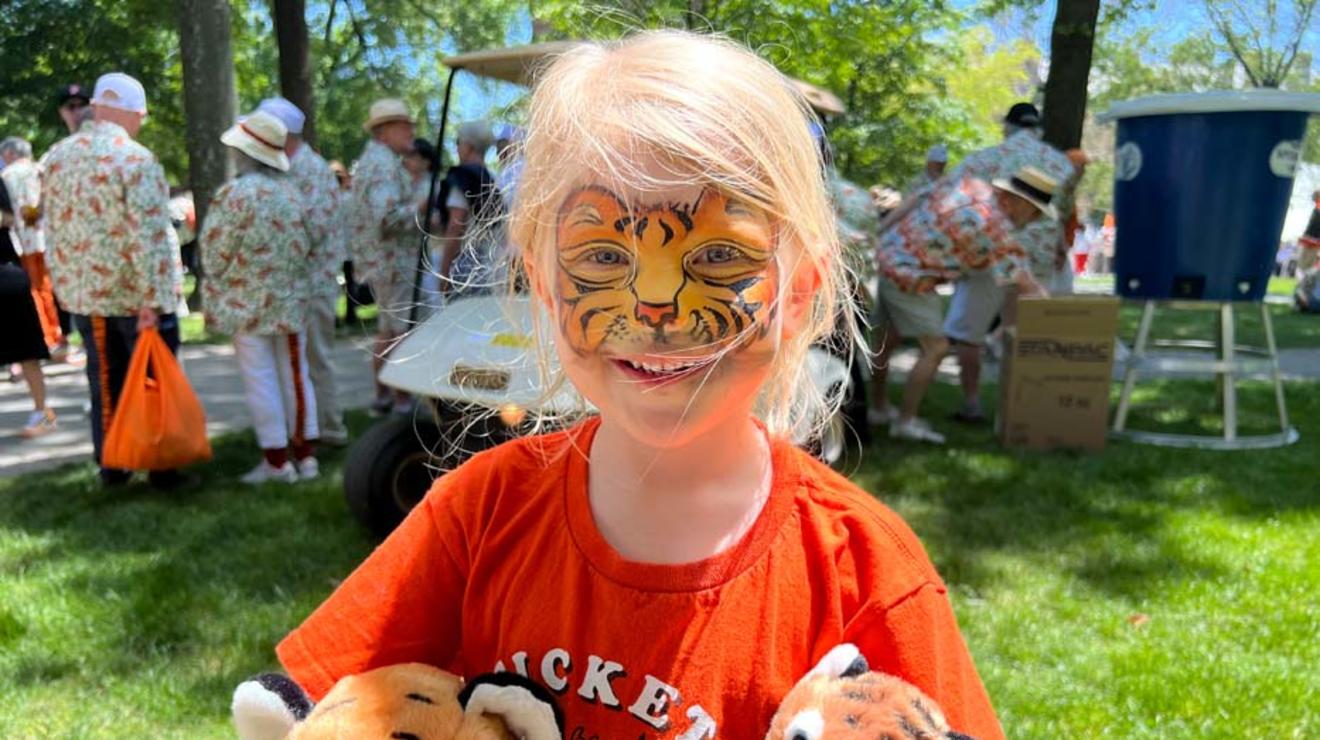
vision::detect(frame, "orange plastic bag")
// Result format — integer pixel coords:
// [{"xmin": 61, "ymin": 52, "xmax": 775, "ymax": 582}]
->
[{"xmin": 102, "ymin": 328, "xmax": 213, "ymax": 471}]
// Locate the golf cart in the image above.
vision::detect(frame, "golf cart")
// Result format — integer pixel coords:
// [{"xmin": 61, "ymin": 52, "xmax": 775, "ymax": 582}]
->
[{"xmin": 343, "ymin": 42, "xmax": 867, "ymax": 536}]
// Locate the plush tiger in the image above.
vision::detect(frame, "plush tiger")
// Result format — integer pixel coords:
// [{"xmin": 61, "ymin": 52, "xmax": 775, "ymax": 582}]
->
[
  {"xmin": 766, "ymin": 645, "xmax": 978, "ymax": 740},
  {"xmin": 232, "ymin": 663, "xmax": 563, "ymax": 740},
  {"xmin": 553, "ymin": 185, "xmax": 779, "ymax": 355}
]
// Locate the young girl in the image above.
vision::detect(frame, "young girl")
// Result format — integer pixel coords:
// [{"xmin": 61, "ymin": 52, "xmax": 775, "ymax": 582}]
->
[{"xmin": 277, "ymin": 31, "xmax": 1003, "ymax": 739}]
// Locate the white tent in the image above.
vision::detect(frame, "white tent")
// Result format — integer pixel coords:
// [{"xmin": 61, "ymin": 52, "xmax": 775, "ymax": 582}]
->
[{"xmin": 1283, "ymin": 161, "xmax": 1319, "ymax": 240}]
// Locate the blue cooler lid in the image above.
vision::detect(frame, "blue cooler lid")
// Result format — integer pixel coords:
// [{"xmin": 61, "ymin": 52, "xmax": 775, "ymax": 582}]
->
[{"xmin": 1098, "ymin": 90, "xmax": 1320, "ymax": 121}]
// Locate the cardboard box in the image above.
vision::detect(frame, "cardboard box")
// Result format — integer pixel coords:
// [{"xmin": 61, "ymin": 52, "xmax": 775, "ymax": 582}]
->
[{"xmin": 998, "ymin": 296, "xmax": 1121, "ymax": 452}]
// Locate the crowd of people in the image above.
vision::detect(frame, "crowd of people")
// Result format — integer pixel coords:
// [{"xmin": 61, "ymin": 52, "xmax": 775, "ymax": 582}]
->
[
  {"xmin": 829, "ymin": 101, "xmax": 1094, "ymax": 445},
  {"xmin": 1, "ymin": 72, "xmax": 516, "ymax": 487},
  {"xmin": 2, "ymin": 74, "xmax": 1156, "ymax": 480}
]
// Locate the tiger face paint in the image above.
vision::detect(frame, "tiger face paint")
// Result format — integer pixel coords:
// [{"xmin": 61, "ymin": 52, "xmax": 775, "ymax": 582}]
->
[{"xmin": 554, "ymin": 185, "xmax": 779, "ymax": 361}]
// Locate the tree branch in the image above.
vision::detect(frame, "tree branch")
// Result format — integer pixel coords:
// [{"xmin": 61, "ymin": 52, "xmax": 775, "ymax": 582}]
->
[
  {"xmin": 1275, "ymin": 0, "xmax": 1318, "ymax": 86},
  {"xmin": 1207, "ymin": 3, "xmax": 1262, "ymax": 86},
  {"xmin": 323, "ymin": 0, "xmax": 337, "ymax": 46}
]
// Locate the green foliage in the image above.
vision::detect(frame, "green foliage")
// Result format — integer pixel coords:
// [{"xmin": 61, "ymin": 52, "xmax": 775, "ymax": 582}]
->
[
  {"xmin": 946, "ymin": 26, "xmax": 1042, "ymax": 145},
  {"xmin": 533, "ymin": 0, "xmax": 984, "ymax": 189},
  {"xmin": 0, "ymin": 0, "xmax": 526, "ymax": 183},
  {"xmin": 0, "ymin": 0, "xmax": 186, "ymax": 178}
]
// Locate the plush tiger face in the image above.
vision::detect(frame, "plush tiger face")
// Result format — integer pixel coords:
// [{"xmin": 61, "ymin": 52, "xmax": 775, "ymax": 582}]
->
[
  {"xmin": 766, "ymin": 672, "xmax": 978, "ymax": 740},
  {"xmin": 554, "ymin": 185, "xmax": 779, "ymax": 358}
]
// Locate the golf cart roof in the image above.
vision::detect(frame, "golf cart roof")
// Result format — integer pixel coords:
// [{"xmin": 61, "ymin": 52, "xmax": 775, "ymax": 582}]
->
[
  {"xmin": 791, "ymin": 79, "xmax": 846, "ymax": 116},
  {"xmin": 442, "ymin": 41, "xmax": 583, "ymax": 86},
  {"xmin": 441, "ymin": 41, "xmax": 847, "ymax": 115}
]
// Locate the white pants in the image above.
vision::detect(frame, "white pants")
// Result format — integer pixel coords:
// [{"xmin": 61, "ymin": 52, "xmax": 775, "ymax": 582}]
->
[
  {"xmin": 305, "ymin": 294, "xmax": 346, "ymax": 438},
  {"xmin": 233, "ymin": 332, "xmax": 319, "ymax": 450}
]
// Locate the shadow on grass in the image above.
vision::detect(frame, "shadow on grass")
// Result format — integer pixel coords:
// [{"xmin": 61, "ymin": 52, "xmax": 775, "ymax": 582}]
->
[
  {"xmin": 0, "ymin": 414, "xmax": 385, "ymax": 699},
  {"xmin": 855, "ymin": 379, "xmax": 1320, "ymax": 601}
]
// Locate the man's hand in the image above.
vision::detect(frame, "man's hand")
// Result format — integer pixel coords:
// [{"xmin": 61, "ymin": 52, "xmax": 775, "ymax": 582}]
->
[
  {"xmin": 1015, "ymin": 271, "xmax": 1049, "ymax": 298},
  {"xmin": 137, "ymin": 306, "xmax": 160, "ymax": 331}
]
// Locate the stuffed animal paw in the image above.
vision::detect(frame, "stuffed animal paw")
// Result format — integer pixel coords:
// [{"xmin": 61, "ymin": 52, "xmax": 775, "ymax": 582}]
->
[
  {"xmin": 232, "ymin": 662, "xmax": 563, "ymax": 740},
  {"xmin": 766, "ymin": 645, "xmax": 977, "ymax": 740}
]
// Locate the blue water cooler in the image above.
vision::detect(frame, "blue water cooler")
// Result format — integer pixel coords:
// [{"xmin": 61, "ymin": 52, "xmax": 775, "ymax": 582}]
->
[{"xmin": 1100, "ymin": 91, "xmax": 1320, "ymax": 449}]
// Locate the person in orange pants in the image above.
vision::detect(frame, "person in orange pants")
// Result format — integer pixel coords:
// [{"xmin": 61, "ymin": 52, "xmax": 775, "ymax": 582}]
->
[{"xmin": 0, "ymin": 137, "xmax": 65, "ymax": 354}]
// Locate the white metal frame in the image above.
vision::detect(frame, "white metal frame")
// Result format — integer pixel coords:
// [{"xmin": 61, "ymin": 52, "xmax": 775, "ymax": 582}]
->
[{"xmin": 1111, "ymin": 300, "xmax": 1299, "ymax": 449}]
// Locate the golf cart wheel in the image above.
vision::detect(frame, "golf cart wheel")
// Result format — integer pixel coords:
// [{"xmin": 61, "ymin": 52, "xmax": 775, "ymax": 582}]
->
[{"xmin": 343, "ymin": 416, "xmax": 442, "ymax": 537}]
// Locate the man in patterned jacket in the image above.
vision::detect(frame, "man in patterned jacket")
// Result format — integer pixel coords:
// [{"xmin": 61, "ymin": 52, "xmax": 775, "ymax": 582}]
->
[
  {"xmin": 0, "ymin": 137, "xmax": 63, "ymax": 354},
  {"xmin": 42, "ymin": 72, "xmax": 185, "ymax": 488},
  {"xmin": 937, "ymin": 103, "xmax": 1077, "ymax": 425},
  {"xmin": 871, "ymin": 166, "xmax": 1055, "ymax": 444},
  {"xmin": 203, "ymin": 110, "xmax": 320, "ymax": 485},
  {"xmin": 258, "ymin": 97, "xmax": 349, "ymax": 446},
  {"xmin": 348, "ymin": 98, "xmax": 423, "ymax": 415}
]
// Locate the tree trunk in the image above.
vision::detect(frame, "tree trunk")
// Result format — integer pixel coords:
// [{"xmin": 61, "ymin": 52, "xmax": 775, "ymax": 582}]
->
[
  {"xmin": 273, "ymin": 0, "xmax": 316, "ymax": 146},
  {"xmin": 1041, "ymin": 0, "xmax": 1101, "ymax": 150},
  {"xmin": 175, "ymin": 0, "xmax": 236, "ymax": 306}
]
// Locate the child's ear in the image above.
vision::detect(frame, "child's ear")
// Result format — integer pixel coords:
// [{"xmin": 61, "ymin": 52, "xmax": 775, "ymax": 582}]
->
[
  {"xmin": 522, "ymin": 253, "xmax": 553, "ymax": 310},
  {"xmin": 780, "ymin": 256, "xmax": 822, "ymax": 336}
]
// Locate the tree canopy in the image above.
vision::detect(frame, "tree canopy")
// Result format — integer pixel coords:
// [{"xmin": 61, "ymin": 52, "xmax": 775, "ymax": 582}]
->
[{"xmin": 11, "ymin": 0, "xmax": 1308, "ymax": 206}]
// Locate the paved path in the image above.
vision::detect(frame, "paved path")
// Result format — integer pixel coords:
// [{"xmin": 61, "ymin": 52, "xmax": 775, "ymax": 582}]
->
[{"xmin": 0, "ymin": 340, "xmax": 375, "ymax": 478}]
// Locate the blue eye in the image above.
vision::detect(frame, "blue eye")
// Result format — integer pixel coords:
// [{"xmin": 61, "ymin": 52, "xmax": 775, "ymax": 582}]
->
[
  {"xmin": 592, "ymin": 250, "xmax": 626, "ymax": 265},
  {"xmin": 699, "ymin": 245, "xmax": 741, "ymax": 264}
]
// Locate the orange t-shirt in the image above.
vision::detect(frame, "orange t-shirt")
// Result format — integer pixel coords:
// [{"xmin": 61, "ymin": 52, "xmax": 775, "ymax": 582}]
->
[{"xmin": 278, "ymin": 418, "xmax": 1004, "ymax": 739}]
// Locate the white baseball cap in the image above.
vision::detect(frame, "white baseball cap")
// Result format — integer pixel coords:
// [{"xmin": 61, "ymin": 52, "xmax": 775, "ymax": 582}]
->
[
  {"xmin": 91, "ymin": 72, "xmax": 148, "ymax": 115},
  {"xmin": 926, "ymin": 143, "xmax": 948, "ymax": 163},
  {"xmin": 257, "ymin": 96, "xmax": 305, "ymax": 136}
]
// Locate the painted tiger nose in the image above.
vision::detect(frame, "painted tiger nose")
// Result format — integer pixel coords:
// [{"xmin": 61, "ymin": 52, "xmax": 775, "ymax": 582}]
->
[{"xmin": 635, "ymin": 302, "xmax": 677, "ymax": 327}]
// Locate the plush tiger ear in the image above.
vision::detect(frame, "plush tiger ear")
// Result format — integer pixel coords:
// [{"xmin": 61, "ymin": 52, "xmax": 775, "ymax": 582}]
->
[
  {"xmin": 232, "ymin": 673, "xmax": 313, "ymax": 740},
  {"xmin": 458, "ymin": 673, "xmax": 564, "ymax": 740},
  {"xmin": 803, "ymin": 643, "xmax": 866, "ymax": 682}
]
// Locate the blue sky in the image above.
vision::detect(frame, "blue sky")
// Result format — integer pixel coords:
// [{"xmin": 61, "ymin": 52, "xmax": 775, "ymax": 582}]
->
[{"xmin": 974, "ymin": 0, "xmax": 1317, "ymax": 72}]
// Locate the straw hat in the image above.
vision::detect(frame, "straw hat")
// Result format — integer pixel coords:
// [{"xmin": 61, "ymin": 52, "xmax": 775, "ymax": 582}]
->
[
  {"xmin": 992, "ymin": 165, "xmax": 1060, "ymax": 221},
  {"xmin": 220, "ymin": 111, "xmax": 290, "ymax": 171},
  {"xmin": 363, "ymin": 98, "xmax": 413, "ymax": 132}
]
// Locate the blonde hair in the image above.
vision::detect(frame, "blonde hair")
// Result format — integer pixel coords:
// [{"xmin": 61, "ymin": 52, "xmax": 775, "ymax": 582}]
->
[{"xmin": 508, "ymin": 30, "xmax": 854, "ymax": 438}]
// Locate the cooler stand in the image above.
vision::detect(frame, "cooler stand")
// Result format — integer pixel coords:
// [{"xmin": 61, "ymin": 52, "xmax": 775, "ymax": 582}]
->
[{"xmin": 1111, "ymin": 300, "xmax": 1299, "ymax": 449}]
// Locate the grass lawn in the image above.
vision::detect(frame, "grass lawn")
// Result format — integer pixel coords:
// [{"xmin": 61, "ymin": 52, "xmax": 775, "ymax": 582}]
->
[{"xmin": 2, "ymin": 382, "xmax": 1318, "ymax": 737}]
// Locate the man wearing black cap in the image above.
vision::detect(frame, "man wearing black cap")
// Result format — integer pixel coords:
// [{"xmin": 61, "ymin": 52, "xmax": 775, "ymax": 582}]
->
[
  {"xmin": 1003, "ymin": 102, "xmax": 1041, "ymax": 135},
  {"xmin": 936, "ymin": 101, "xmax": 1074, "ymax": 425},
  {"xmin": 56, "ymin": 83, "xmax": 93, "ymax": 135},
  {"xmin": 38, "ymin": 84, "xmax": 95, "ymax": 359}
]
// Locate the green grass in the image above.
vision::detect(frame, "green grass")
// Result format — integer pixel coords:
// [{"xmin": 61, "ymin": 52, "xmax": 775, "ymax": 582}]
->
[
  {"xmin": 1115, "ymin": 301, "xmax": 1319, "ymax": 352},
  {"xmin": 3, "ymin": 384, "xmax": 1319, "ymax": 737}
]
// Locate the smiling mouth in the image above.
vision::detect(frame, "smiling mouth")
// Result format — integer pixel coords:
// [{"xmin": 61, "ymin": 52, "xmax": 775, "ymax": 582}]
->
[{"xmin": 612, "ymin": 356, "xmax": 712, "ymax": 383}]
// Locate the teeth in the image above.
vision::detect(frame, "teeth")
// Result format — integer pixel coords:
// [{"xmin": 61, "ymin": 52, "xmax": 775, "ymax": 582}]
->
[{"xmin": 626, "ymin": 358, "xmax": 703, "ymax": 374}]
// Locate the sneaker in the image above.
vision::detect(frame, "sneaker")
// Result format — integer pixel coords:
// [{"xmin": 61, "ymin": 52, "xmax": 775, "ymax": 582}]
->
[
  {"xmin": 295, "ymin": 457, "xmax": 320, "ymax": 481},
  {"xmin": 20, "ymin": 409, "xmax": 58, "ymax": 438},
  {"xmin": 240, "ymin": 460, "xmax": 299, "ymax": 485},
  {"xmin": 148, "ymin": 470, "xmax": 200, "ymax": 492},
  {"xmin": 100, "ymin": 468, "xmax": 133, "ymax": 488},
  {"xmin": 867, "ymin": 406, "xmax": 900, "ymax": 427},
  {"xmin": 949, "ymin": 406, "xmax": 988, "ymax": 425},
  {"xmin": 890, "ymin": 417, "xmax": 946, "ymax": 444}
]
